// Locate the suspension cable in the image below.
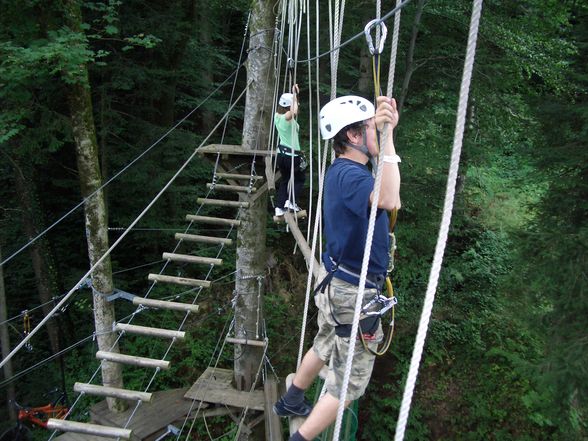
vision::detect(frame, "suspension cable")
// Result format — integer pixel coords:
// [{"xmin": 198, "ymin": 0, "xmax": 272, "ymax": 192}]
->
[{"xmin": 296, "ymin": 0, "xmax": 412, "ymax": 64}]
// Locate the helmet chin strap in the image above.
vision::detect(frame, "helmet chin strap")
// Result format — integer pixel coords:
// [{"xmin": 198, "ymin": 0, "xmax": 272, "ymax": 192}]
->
[{"xmin": 343, "ymin": 126, "xmax": 372, "ymax": 159}]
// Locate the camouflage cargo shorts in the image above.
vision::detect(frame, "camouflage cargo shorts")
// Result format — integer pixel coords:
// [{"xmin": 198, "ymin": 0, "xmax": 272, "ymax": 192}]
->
[{"xmin": 312, "ymin": 266, "xmax": 384, "ymax": 401}]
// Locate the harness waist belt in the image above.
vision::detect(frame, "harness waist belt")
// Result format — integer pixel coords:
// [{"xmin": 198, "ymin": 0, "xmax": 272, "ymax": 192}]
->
[
  {"xmin": 336, "ymin": 262, "xmax": 385, "ymax": 289},
  {"xmin": 278, "ymin": 144, "xmax": 301, "ymax": 157}
]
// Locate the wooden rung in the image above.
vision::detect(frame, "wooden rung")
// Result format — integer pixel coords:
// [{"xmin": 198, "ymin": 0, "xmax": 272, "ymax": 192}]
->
[
  {"xmin": 162, "ymin": 252, "xmax": 222, "ymax": 266},
  {"xmin": 225, "ymin": 337, "xmax": 266, "ymax": 347},
  {"xmin": 74, "ymin": 382, "xmax": 153, "ymax": 402},
  {"xmin": 132, "ymin": 297, "xmax": 200, "ymax": 313},
  {"xmin": 115, "ymin": 323, "xmax": 186, "ymax": 340},
  {"xmin": 206, "ymin": 183, "xmax": 257, "ymax": 193},
  {"xmin": 273, "ymin": 210, "xmax": 307, "ymax": 223},
  {"xmin": 216, "ymin": 173, "xmax": 264, "ymax": 181},
  {"xmin": 47, "ymin": 419, "xmax": 132, "ymax": 439},
  {"xmin": 148, "ymin": 273, "xmax": 211, "ymax": 288},
  {"xmin": 185, "ymin": 215, "xmax": 241, "ymax": 227},
  {"xmin": 175, "ymin": 233, "xmax": 233, "ymax": 245},
  {"xmin": 96, "ymin": 350, "xmax": 170, "ymax": 370},
  {"xmin": 197, "ymin": 198, "xmax": 250, "ymax": 208}
]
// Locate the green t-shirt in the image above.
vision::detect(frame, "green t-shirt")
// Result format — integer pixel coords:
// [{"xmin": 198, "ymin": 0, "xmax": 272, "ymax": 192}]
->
[{"xmin": 274, "ymin": 113, "xmax": 301, "ymax": 151}]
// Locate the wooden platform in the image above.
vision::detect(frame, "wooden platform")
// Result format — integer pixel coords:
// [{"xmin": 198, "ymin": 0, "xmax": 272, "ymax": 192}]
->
[
  {"xmin": 185, "ymin": 367, "xmax": 265, "ymax": 411},
  {"xmin": 87, "ymin": 388, "xmax": 193, "ymax": 440}
]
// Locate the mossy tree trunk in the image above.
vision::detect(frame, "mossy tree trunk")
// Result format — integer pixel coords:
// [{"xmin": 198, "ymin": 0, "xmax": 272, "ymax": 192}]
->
[
  {"xmin": 63, "ymin": 0, "xmax": 126, "ymax": 414},
  {"xmin": 234, "ymin": 1, "xmax": 276, "ymax": 439}
]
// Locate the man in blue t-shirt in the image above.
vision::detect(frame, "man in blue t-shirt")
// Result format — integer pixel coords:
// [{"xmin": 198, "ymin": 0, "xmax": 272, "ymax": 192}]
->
[{"xmin": 274, "ymin": 95, "xmax": 401, "ymax": 441}]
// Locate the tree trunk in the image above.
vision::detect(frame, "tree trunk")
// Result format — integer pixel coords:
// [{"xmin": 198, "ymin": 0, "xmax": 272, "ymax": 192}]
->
[
  {"xmin": 12, "ymin": 160, "xmax": 61, "ymax": 355},
  {"xmin": 234, "ymin": 1, "xmax": 275, "ymax": 439},
  {"xmin": 398, "ymin": 0, "xmax": 425, "ymax": 116},
  {"xmin": 63, "ymin": 0, "xmax": 126, "ymax": 413},
  {"xmin": 0, "ymin": 246, "xmax": 17, "ymax": 421}
]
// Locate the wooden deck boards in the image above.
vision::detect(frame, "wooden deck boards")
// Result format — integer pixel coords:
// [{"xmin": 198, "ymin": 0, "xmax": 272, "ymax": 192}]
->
[
  {"xmin": 89, "ymin": 388, "xmax": 193, "ymax": 440},
  {"xmin": 184, "ymin": 367, "xmax": 265, "ymax": 411}
]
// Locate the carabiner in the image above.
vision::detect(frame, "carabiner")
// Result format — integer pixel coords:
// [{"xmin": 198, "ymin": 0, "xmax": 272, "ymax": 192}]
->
[{"xmin": 364, "ymin": 19, "xmax": 388, "ymax": 55}]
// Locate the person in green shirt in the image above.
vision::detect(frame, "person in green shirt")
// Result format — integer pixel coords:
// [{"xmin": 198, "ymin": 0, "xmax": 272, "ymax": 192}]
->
[{"xmin": 274, "ymin": 83, "xmax": 307, "ymax": 216}]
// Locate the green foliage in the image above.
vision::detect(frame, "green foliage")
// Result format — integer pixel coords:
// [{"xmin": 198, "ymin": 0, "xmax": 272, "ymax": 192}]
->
[{"xmin": 1, "ymin": 1, "xmax": 587, "ymax": 440}]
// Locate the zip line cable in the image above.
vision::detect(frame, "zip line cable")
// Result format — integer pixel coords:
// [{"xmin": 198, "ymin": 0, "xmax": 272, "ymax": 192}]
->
[
  {"xmin": 296, "ymin": 0, "xmax": 412, "ymax": 64},
  {"xmin": 0, "ymin": 64, "xmax": 244, "ymax": 269},
  {"xmin": 0, "ymin": 83, "xmax": 251, "ymax": 370},
  {"xmin": 394, "ymin": 1, "xmax": 483, "ymax": 440}
]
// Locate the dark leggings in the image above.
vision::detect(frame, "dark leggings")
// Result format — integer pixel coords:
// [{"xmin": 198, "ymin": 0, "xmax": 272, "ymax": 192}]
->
[{"xmin": 276, "ymin": 153, "xmax": 306, "ymax": 209}]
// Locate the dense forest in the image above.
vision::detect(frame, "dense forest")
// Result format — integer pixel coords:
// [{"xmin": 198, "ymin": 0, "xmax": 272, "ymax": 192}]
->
[{"xmin": 1, "ymin": 0, "xmax": 586, "ymax": 440}]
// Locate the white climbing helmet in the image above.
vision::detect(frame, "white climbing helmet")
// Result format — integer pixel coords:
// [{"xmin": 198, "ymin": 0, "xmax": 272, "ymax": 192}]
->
[
  {"xmin": 279, "ymin": 93, "xmax": 293, "ymax": 107},
  {"xmin": 319, "ymin": 96, "xmax": 375, "ymax": 139}
]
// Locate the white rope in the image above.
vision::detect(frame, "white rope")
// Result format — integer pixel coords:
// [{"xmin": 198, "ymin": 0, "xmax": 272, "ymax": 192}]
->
[
  {"xmin": 295, "ymin": 0, "xmax": 326, "ymax": 366},
  {"xmin": 386, "ymin": 0, "xmax": 403, "ymax": 97},
  {"xmin": 394, "ymin": 1, "xmax": 483, "ymax": 440}
]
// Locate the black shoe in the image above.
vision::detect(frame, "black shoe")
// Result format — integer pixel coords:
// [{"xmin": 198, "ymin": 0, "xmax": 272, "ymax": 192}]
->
[{"xmin": 273, "ymin": 397, "xmax": 313, "ymax": 417}]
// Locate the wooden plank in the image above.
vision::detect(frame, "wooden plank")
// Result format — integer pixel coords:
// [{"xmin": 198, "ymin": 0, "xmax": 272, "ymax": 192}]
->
[
  {"xmin": 47, "ymin": 419, "xmax": 132, "ymax": 440},
  {"xmin": 185, "ymin": 215, "xmax": 241, "ymax": 227},
  {"xmin": 198, "ymin": 144, "xmax": 275, "ymax": 157},
  {"xmin": 115, "ymin": 323, "xmax": 186, "ymax": 340},
  {"xmin": 90, "ymin": 388, "xmax": 193, "ymax": 441},
  {"xmin": 264, "ymin": 156, "xmax": 276, "ymax": 192},
  {"xmin": 162, "ymin": 252, "xmax": 222, "ymax": 266},
  {"xmin": 132, "ymin": 297, "xmax": 200, "ymax": 313},
  {"xmin": 96, "ymin": 351, "xmax": 169, "ymax": 370},
  {"xmin": 175, "ymin": 232, "xmax": 233, "ymax": 245},
  {"xmin": 207, "ymin": 183, "xmax": 257, "ymax": 193},
  {"xmin": 273, "ymin": 210, "xmax": 307, "ymax": 223},
  {"xmin": 282, "ymin": 212, "xmax": 320, "ymax": 279},
  {"xmin": 74, "ymin": 382, "xmax": 153, "ymax": 403},
  {"xmin": 225, "ymin": 337, "xmax": 266, "ymax": 347},
  {"xmin": 216, "ymin": 173, "xmax": 264, "ymax": 181},
  {"xmin": 196, "ymin": 198, "xmax": 249, "ymax": 208},
  {"xmin": 184, "ymin": 367, "xmax": 265, "ymax": 411},
  {"xmin": 264, "ymin": 378, "xmax": 284, "ymax": 441},
  {"xmin": 147, "ymin": 273, "xmax": 211, "ymax": 288}
]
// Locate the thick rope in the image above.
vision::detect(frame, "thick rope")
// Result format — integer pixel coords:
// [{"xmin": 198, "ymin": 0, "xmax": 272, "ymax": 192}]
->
[
  {"xmin": 394, "ymin": 1, "xmax": 483, "ymax": 440},
  {"xmin": 386, "ymin": 0, "xmax": 402, "ymax": 96}
]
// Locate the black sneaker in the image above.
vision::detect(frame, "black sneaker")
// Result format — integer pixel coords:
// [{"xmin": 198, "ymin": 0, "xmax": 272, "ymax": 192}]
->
[{"xmin": 273, "ymin": 397, "xmax": 313, "ymax": 417}]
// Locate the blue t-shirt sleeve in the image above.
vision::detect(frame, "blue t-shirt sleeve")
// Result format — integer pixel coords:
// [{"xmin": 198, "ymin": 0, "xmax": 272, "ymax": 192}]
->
[{"xmin": 337, "ymin": 166, "xmax": 373, "ymax": 217}]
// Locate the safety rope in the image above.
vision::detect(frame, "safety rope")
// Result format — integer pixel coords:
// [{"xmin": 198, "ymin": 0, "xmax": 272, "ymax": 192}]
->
[
  {"xmin": 394, "ymin": 1, "xmax": 483, "ymax": 440},
  {"xmin": 386, "ymin": 0, "xmax": 403, "ymax": 97}
]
